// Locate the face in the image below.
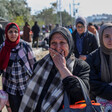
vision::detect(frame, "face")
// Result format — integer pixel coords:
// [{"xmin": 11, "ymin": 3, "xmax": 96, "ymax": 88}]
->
[
  {"xmin": 103, "ymin": 27, "xmax": 112, "ymax": 49},
  {"xmin": 50, "ymin": 33, "xmax": 69, "ymax": 57},
  {"xmin": 7, "ymin": 28, "xmax": 18, "ymax": 42},
  {"xmin": 76, "ymin": 23, "xmax": 85, "ymax": 34}
]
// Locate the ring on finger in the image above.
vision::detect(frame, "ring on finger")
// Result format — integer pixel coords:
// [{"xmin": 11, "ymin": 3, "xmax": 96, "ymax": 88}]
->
[{"xmin": 52, "ymin": 54, "xmax": 56, "ymax": 58}]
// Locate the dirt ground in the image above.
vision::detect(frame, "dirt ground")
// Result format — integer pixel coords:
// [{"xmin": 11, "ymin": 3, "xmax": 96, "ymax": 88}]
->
[{"xmin": 36, "ymin": 49, "xmax": 49, "ymax": 60}]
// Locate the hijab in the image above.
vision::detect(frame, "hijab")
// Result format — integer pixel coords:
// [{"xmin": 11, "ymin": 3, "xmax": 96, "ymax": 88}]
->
[
  {"xmin": 99, "ymin": 23, "xmax": 112, "ymax": 82},
  {"xmin": 75, "ymin": 16, "xmax": 87, "ymax": 34},
  {"xmin": 0, "ymin": 22, "xmax": 20, "ymax": 70},
  {"xmin": 49, "ymin": 26, "xmax": 74, "ymax": 59}
]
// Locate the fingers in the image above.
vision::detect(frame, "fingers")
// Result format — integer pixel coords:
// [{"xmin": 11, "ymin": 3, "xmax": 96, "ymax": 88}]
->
[
  {"xmin": 49, "ymin": 48, "xmax": 64, "ymax": 56},
  {"xmin": 52, "ymin": 54, "xmax": 56, "ymax": 58},
  {"xmin": 49, "ymin": 48, "xmax": 59, "ymax": 58},
  {"xmin": 62, "ymin": 50, "xmax": 65, "ymax": 57}
]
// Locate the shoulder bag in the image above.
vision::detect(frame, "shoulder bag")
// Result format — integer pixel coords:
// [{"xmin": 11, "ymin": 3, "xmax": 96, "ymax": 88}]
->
[{"xmin": 59, "ymin": 76, "xmax": 103, "ymax": 112}]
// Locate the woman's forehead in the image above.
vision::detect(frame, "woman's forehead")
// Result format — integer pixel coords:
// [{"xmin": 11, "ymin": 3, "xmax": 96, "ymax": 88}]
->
[
  {"xmin": 51, "ymin": 33, "xmax": 67, "ymax": 41},
  {"xmin": 103, "ymin": 27, "xmax": 112, "ymax": 34},
  {"xmin": 8, "ymin": 27, "xmax": 18, "ymax": 30}
]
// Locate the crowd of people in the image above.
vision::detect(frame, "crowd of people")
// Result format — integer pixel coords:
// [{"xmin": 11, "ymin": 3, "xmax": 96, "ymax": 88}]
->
[{"xmin": 0, "ymin": 16, "xmax": 112, "ymax": 112}]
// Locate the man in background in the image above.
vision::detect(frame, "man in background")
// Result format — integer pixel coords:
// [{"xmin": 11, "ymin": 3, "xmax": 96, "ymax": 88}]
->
[{"xmin": 32, "ymin": 21, "xmax": 40, "ymax": 48}]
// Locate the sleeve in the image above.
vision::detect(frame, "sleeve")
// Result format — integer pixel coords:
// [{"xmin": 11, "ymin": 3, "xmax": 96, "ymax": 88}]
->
[
  {"xmin": 62, "ymin": 60, "xmax": 90, "ymax": 104},
  {"xmin": 91, "ymin": 34, "xmax": 99, "ymax": 50},
  {"xmin": 25, "ymin": 43, "xmax": 36, "ymax": 70},
  {"xmin": 86, "ymin": 51, "xmax": 112, "ymax": 100}
]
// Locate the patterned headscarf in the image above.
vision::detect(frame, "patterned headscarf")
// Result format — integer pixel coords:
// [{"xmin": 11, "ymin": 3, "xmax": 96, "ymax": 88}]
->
[
  {"xmin": 49, "ymin": 26, "xmax": 74, "ymax": 59},
  {"xmin": 99, "ymin": 23, "xmax": 112, "ymax": 82},
  {"xmin": 0, "ymin": 22, "xmax": 20, "ymax": 69}
]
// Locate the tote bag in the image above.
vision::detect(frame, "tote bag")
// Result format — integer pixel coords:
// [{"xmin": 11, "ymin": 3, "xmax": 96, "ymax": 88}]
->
[{"xmin": 59, "ymin": 76, "xmax": 103, "ymax": 112}]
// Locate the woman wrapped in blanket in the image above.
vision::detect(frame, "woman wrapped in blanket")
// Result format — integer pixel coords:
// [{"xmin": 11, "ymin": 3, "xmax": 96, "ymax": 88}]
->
[
  {"xmin": 0, "ymin": 22, "xmax": 36, "ymax": 112},
  {"xmin": 19, "ymin": 26, "xmax": 90, "ymax": 112}
]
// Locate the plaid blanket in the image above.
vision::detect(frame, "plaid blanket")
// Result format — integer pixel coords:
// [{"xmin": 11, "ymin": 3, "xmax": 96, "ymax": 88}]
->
[{"xmin": 19, "ymin": 54, "xmax": 75, "ymax": 112}]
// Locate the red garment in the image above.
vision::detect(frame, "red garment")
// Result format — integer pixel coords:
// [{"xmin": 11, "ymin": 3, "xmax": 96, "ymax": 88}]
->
[{"xmin": 0, "ymin": 22, "xmax": 20, "ymax": 70}]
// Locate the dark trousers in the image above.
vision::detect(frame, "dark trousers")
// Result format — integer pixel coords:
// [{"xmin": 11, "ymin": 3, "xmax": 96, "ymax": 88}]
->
[
  {"xmin": 32, "ymin": 37, "xmax": 38, "ymax": 48},
  {"xmin": 8, "ymin": 93, "xmax": 22, "ymax": 112}
]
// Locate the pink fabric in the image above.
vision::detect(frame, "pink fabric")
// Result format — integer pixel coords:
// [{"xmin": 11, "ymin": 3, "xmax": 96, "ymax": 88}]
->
[{"xmin": 0, "ymin": 90, "xmax": 8, "ymax": 110}]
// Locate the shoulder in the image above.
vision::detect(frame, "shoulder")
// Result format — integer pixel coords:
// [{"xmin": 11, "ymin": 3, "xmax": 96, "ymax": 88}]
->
[
  {"xmin": 19, "ymin": 39, "xmax": 32, "ymax": 52},
  {"xmin": 20, "ymin": 39, "xmax": 31, "ymax": 47},
  {"xmin": 86, "ymin": 48, "xmax": 100, "ymax": 65},
  {"xmin": 72, "ymin": 30, "xmax": 77, "ymax": 37},
  {"xmin": 87, "ymin": 31, "xmax": 95, "ymax": 37},
  {"xmin": 33, "ymin": 54, "xmax": 50, "ymax": 70},
  {"xmin": 87, "ymin": 31, "xmax": 97, "ymax": 40},
  {"xmin": 75, "ymin": 58, "xmax": 90, "ymax": 70},
  {"xmin": 87, "ymin": 48, "xmax": 100, "ymax": 59}
]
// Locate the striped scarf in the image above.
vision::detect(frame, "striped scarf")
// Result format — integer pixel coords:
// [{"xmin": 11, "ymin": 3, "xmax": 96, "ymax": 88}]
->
[{"xmin": 19, "ymin": 54, "xmax": 75, "ymax": 112}]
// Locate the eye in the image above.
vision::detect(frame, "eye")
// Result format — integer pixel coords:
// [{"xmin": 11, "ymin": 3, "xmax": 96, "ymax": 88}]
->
[
  {"xmin": 8, "ymin": 30, "xmax": 18, "ymax": 34},
  {"xmin": 14, "ymin": 30, "xmax": 18, "ymax": 33},
  {"xmin": 60, "ymin": 41, "xmax": 66, "ymax": 45},
  {"xmin": 51, "ymin": 42, "xmax": 56, "ymax": 46},
  {"xmin": 9, "ymin": 30, "xmax": 13, "ymax": 33},
  {"xmin": 104, "ymin": 34, "xmax": 110, "ymax": 38}
]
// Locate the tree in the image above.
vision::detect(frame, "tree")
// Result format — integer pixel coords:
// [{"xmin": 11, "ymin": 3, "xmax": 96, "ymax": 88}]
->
[
  {"xmin": 60, "ymin": 10, "xmax": 74, "ymax": 26},
  {"xmin": 35, "ymin": 8, "xmax": 57, "ymax": 26},
  {"xmin": 0, "ymin": 0, "xmax": 31, "ymax": 22},
  {"xmin": 0, "ymin": 0, "xmax": 9, "ymax": 19}
]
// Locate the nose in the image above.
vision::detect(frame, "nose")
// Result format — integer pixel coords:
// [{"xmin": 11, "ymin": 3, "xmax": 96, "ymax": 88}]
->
[
  {"xmin": 55, "ymin": 43, "xmax": 62, "ymax": 52},
  {"xmin": 109, "ymin": 37, "xmax": 112, "ymax": 41}
]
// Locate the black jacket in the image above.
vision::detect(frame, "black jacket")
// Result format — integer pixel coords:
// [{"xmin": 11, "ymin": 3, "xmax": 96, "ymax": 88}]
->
[
  {"xmin": 72, "ymin": 30, "xmax": 99, "ymax": 58},
  {"xmin": 34, "ymin": 57, "xmax": 90, "ymax": 111},
  {"xmin": 86, "ymin": 48, "xmax": 112, "ymax": 100},
  {"xmin": 0, "ymin": 27, "xmax": 5, "ymax": 45}
]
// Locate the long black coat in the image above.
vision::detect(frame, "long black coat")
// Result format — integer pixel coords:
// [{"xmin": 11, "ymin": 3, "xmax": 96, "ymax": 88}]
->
[
  {"xmin": 72, "ymin": 30, "xmax": 99, "ymax": 58},
  {"xmin": 86, "ymin": 48, "xmax": 112, "ymax": 100}
]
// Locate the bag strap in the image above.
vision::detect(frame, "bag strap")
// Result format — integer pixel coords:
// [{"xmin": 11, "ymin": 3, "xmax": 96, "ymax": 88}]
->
[
  {"xmin": 63, "ymin": 76, "xmax": 93, "ymax": 108},
  {"xmin": 75, "ymin": 76, "xmax": 92, "ymax": 106}
]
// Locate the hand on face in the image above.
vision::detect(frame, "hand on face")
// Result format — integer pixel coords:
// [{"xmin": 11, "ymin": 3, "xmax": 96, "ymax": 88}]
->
[
  {"xmin": 49, "ymin": 48, "xmax": 66, "ymax": 70},
  {"xmin": 49, "ymin": 33, "xmax": 69, "ymax": 70}
]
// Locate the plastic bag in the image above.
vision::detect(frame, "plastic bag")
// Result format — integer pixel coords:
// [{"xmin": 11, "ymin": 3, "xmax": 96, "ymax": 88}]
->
[{"xmin": 0, "ymin": 90, "xmax": 8, "ymax": 110}]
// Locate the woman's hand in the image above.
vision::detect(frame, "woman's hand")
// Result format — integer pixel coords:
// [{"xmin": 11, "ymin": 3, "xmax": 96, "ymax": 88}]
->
[
  {"xmin": 49, "ymin": 48, "xmax": 66, "ymax": 70},
  {"xmin": 49, "ymin": 48, "xmax": 73, "ymax": 79},
  {"xmin": 79, "ymin": 55, "xmax": 87, "ymax": 60}
]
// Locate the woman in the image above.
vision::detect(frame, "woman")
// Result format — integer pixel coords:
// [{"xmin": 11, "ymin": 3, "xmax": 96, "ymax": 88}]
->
[
  {"xmin": 23, "ymin": 22, "xmax": 32, "ymax": 42},
  {"xmin": 19, "ymin": 26, "xmax": 90, "ymax": 112},
  {"xmin": 0, "ymin": 22, "xmax": 36, "ymax": 112},
  {"xmin": 72, "ymin": 16, "xmax": 99, "ymax": 60},
  {"xmin": 86, "ymin": 23, "xmax": 112, "ymax": 112}
]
